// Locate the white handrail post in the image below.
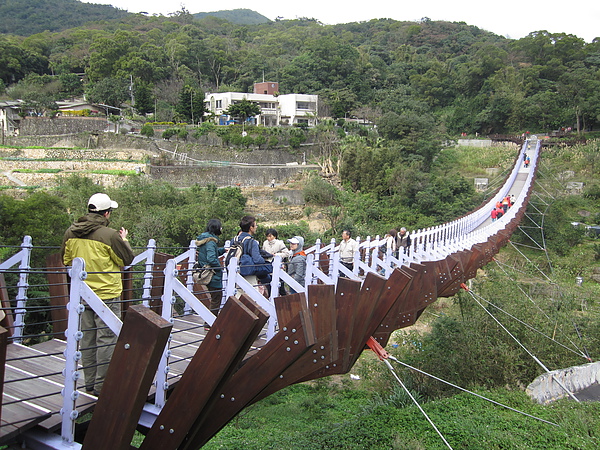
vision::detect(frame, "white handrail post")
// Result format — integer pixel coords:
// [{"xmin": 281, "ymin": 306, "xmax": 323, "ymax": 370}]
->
[
  {"xmin": 154, "ymin": 259, "xmax": 177, "ymax": 409},
  {"xmin": 61, "ymin": 257, "xmax": 85, "ymax": 445},
  {"xmin": 13, "ymin": 235, "xmax": 32, "ymax": 343},
  {"xmin": 183, "ymin": 240, "xmax": 197, "ymax": 315},
  {"xmin": 141, "ymin": 239, "xmax": 156, "ymax": 307},
  {"xmin": 269, "ymin": 255, "xmax": 283, "ymax": 302},
  {"xmin": 327, "ymin": 238, "xmax": 336, "ymax": 279},
  {"xmin": 225, "ymin": 257, "xmax": 238, "ymax": 300},
  {"xmin": 311, "ymin": 239, "xmax": 321, "ymax": 285},
  {"xmin": 305, "ymin": 253, "xmax": 315, "ymax": 297}
]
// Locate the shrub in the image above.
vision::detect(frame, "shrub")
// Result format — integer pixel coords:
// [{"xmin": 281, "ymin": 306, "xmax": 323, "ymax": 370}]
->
[
  {"xmin": 140, "ymin": 123, "xmax": 154, "ymax": 137},
  {"xmin": 303, "ymin": 174, "xmax": 339, "ymax": 206}
]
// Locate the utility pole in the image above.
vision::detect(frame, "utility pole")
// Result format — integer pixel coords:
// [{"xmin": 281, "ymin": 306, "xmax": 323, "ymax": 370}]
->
[{"xmin": 190, "ymin": 89, "xmax": 194, "ymax": 124}]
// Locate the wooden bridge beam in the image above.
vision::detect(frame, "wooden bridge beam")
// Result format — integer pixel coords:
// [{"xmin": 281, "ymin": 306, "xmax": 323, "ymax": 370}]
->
[
  {"xmin": 139, "ymin": 295, "xmax": 265, "ymax": 450},
  {"xmin": 181, "ymin": 310, "xmax": 316, "ymax": 450},
  {"xmin": 83, "ymin": 305, "xmax": 172, "ymax": 450}
]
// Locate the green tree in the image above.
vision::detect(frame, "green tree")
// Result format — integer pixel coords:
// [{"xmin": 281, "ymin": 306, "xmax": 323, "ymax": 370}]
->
[
  {"xmin": 134, "ymin": 81, "xmax": 155, "ymax": 116},
  {"xmin": 224, "ymin": 98, "xmax": 260, "ymax": 124},
  {"xmin": 85, "ymin": 77, "xmax": 129, "ymax": 108},
  {"xmin": 175, "ymin": 85, "xmax": 206, "ymax": 123},
  {"xmin": 140, "ymin": 123, "xmax": 155, "ymax": 137}
]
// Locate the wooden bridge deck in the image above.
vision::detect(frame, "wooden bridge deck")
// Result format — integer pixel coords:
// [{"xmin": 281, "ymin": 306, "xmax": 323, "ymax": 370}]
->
[{"xmin": 1, "ymin": 312, "xmax": 267, "ymax": 444}]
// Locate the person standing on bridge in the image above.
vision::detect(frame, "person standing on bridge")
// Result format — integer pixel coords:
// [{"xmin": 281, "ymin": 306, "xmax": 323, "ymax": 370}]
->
[
  {"xmin": 339, "ymin": 229, "xmax": 358, "ymax": 277},
  {"xmin": 61, "ymin": 193, "xmax": 134, "ymax": 396},
  {"xmin": 196, "ymin": 219, "xmax": 226, "ymax": 331},
  {"xmin": 263, "ymin": 228, "xmax": 290, "ymax": 296},
  {"xmin": 396, "ymin": 227, "xmax": 412, "ymax": 255},
  {"xmin": 286, "ymin": 236, "xmax": 306, "ymax": 294}
]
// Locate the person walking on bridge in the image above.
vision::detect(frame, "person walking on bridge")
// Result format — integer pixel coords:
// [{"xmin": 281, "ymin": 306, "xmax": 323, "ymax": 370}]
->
[
  {"xmin": 61, "ymin": 193, "xmax": 134, "ymax": 396},
  {"xmin": 286, "ymin": 236, "xmax": 306, "ymax": 294}
]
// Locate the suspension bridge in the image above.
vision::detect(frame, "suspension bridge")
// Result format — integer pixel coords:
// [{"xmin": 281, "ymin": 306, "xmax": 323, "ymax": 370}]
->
[{"xmin": 0, "ymin": 137, "xmax": 574, "ymax": 449}]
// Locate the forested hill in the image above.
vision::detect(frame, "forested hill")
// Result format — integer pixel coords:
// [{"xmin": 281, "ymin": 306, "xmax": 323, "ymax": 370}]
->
[
  {"xmin": 193, "ymin": 9, "xmax": 270, "ymax": 25},
  {"xmin": 0, "ymin": 0, "xmax": 270, "ymax": 36},
  {"xmin": 1, "ymin": 8, "xmax": 599, "ymax": 137},
  {"xmin": 0, "ymin": 0, "xmax": 129, "ymax": 35}
]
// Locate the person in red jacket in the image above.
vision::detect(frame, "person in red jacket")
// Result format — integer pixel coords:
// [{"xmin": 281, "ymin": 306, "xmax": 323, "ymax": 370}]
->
[{"xmin": 491, "ymin": 208, "xmax": 498, "ymax": 222}]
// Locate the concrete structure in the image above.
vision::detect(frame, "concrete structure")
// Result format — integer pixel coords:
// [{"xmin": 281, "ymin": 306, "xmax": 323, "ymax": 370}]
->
[
  {"xmin": 0, "ymin": 101, "xmax": 22, "ymax": 136},
  {"xmin": 204, "ymin": 82, "xmax": 318, "ymax": 127},
  {"xmin": 527, "ymin": 361, "xmax": 600, "ymax": 404}
]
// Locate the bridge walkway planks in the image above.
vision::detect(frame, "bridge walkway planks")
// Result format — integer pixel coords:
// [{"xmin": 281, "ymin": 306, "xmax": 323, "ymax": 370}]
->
[{"xmin": 0, "ymin": 311, "xmax": 265, "ymax": 444}]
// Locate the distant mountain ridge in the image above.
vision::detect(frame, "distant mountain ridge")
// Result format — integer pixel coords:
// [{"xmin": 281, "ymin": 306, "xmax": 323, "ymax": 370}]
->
[
  {"xmin": 193, "ymin": 9, "xmax": 270, "ymax": 25},
  {"xmin": 0, "ymin": 0, "xmax": 129, "ymax": 36},
  {"xmin": 0, "ymin": 0, "xmax": 269, "ymax": 36}
]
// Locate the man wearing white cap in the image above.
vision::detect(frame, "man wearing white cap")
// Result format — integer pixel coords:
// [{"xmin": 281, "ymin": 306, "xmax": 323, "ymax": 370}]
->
[{"xmin": 61, "ymin": 193, "xmax": 134, "ymax": 395}]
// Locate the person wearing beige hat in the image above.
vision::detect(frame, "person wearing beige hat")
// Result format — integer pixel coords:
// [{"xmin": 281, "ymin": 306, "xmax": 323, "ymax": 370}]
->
[{"xmin": 61, "ymin": 192, "xmax": 134, "ymax": 395}]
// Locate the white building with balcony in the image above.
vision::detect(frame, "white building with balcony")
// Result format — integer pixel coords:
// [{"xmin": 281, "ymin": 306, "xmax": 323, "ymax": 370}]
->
[{"xmin": 204, "ymin": 82, "xmax": 318, "ymax": 127}]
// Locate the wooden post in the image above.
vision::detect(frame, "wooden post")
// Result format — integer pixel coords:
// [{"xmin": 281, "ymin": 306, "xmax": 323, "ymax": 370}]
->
[
  {"xmin": 83, "ymin": 305, "xmax": 172, "ymax": 450},
  {"xmin": 140, "ymin": 296, "xmax": 263, "ymax": 450},
  {"xmin": 45, "ymin": 253, "xmax": 69, "ymax": 335}
]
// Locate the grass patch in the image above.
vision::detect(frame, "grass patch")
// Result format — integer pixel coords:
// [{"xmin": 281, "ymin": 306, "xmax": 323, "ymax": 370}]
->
[
  {"xmin": 196, "ymin": 382, "xmax": 600, "ymax": 450},
  {"xmin": 13, "ymin": 168, "xmax": 62, "ymax": 173}
]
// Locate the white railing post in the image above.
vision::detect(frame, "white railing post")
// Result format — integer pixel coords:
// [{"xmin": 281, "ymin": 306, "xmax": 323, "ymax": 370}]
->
[
  {"xmin": 270, "ymin": 255, "xmax": 283, "ymax": 302},
  {"xmin": 154, "ymin": 259, "xmax": 176, "ymax": 409},
  {"xmin": 327, "ymin": 238, "xmax": 336, "ymax": 280},
  {"xmin": 61, "ymin": 257, "xmax": 85, "ymax": 445},
  {"xmin": 142, "ymin": 239, "xmax": 156, "ymax": 307},
  {"xmin": 183, "ymin": 240, "xmax": 197, "ymax": 315},
  {"xmin": 10, "ymin": 235, "xmax": 33, "ymax": 343}
]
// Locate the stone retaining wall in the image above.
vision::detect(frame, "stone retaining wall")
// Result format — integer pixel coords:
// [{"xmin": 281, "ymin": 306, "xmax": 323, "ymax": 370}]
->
[
  {"xmin": 19, "ymin": 117, "xmax": 109, "ymax": 136},
  {"xmin": 149, "ymin": 164, "xmax": 312, "ymax": 188}
]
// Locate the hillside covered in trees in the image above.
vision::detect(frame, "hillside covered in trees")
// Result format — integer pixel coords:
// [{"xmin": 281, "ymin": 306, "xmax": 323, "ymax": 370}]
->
[
  {"xmin": 0, "ymin": 0, "xmax": 129, "ymax": 35},
  {"xmin": 1, "ymin": 5, "xmax": 599, "ymax": 136}
]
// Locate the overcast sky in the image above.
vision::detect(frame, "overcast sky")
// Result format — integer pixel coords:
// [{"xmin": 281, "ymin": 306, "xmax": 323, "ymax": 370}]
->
[{"xmin": 86, "ymin": 0, "xmax": 600, "ymax": 43}]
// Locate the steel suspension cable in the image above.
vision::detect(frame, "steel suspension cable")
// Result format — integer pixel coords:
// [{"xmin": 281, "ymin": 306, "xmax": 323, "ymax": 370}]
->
[
  {"xmin": 508, "ymin": 241, "xmax": 553, "ymax": 282},
  {"xmin": 469, "ymin": 286, "xmax": 588, "ymax": 360},
  {"xmin": 461, "ymin": 285, "xmax": 580, "ymax": 402},
  {"xmin": 386, "ymin": 356, "xmax": 559, "ymax": 427},
  {"xmin": 491, "ymin": 260, "xmax": 589, "ymax": 360},
  {"xmin": 381, "ymin": 357, "xmax": 454, "ymax": 449}
]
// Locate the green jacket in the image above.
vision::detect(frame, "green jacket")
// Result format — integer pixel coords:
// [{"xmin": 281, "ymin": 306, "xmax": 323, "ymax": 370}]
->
[
  {"xmin": 196, "ymin": 231, "xmax": 225, "ymax": 288},
  {"xmin": 62, "ymin": 213, "xmax": 134, "ymax": 299}
]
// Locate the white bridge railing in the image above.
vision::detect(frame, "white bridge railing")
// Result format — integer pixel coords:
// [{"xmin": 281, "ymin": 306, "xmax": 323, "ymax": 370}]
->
[{"xmin": 0, "ymin": 139, "xmax": 540, "ymax": 447}]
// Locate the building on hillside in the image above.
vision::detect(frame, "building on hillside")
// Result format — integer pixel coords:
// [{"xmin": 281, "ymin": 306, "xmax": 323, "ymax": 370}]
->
[
  {"xmin": 1, "ymin": 99, "xmax": 120, "ymax": 136},
  {"xmin": 0, "ymin": 101, "xmax": 22, "ymax": 136},
  {"xmin": 204, "ymin": 82, "xmax": 318, "ymax": 127},
  {"xmin": 56, "ymin": 100, "xmax": 121, "ymax": 117}
]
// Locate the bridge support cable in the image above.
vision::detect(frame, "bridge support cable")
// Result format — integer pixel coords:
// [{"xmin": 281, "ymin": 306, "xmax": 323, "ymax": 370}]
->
[
  {"xmin": 467, "ymin": 278, "xmax": 589, "ymax": 361},
  {"xmin": 507, "ymin": 242, "xmax": 554, "ymax": 283},
  {"xmin": 366, "ymin": 338, "xmax": 454, "ymax": 450},
  {"xmin": 460, "ymin": 284, "xmax": 580, "ymax": 403},
  {"xmin": 385, "ymin": 356, "xmax": 559, "ymax": 427},
  {"xmin": 491, "ymin": 260, "xmax": 589, "ymax": 361}
]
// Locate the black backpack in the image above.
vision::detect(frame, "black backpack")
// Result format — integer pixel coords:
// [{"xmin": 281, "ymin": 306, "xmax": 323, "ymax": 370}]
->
[{"xmin": 224, "ymin": 236, "xmax": 251, "ymax": 267}]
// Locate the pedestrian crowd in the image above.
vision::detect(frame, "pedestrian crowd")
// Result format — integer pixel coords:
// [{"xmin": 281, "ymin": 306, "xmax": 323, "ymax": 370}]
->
[
  {"xmin": 194, "ymin": 216, "xmax": 413, "ymax": 326},
  {"xmin": 491, "ymin": 194, "xmax": 516, "ymax": 222}
]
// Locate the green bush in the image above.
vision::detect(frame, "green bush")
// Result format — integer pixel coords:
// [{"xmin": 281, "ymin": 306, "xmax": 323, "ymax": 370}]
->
[
  {"xmin": 140, "ymin": 123, "xmax": 154, "ymax": 137},
  {"xmin": 303, "ymin": 174, "xmax": 339, "ymax": 206}
]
